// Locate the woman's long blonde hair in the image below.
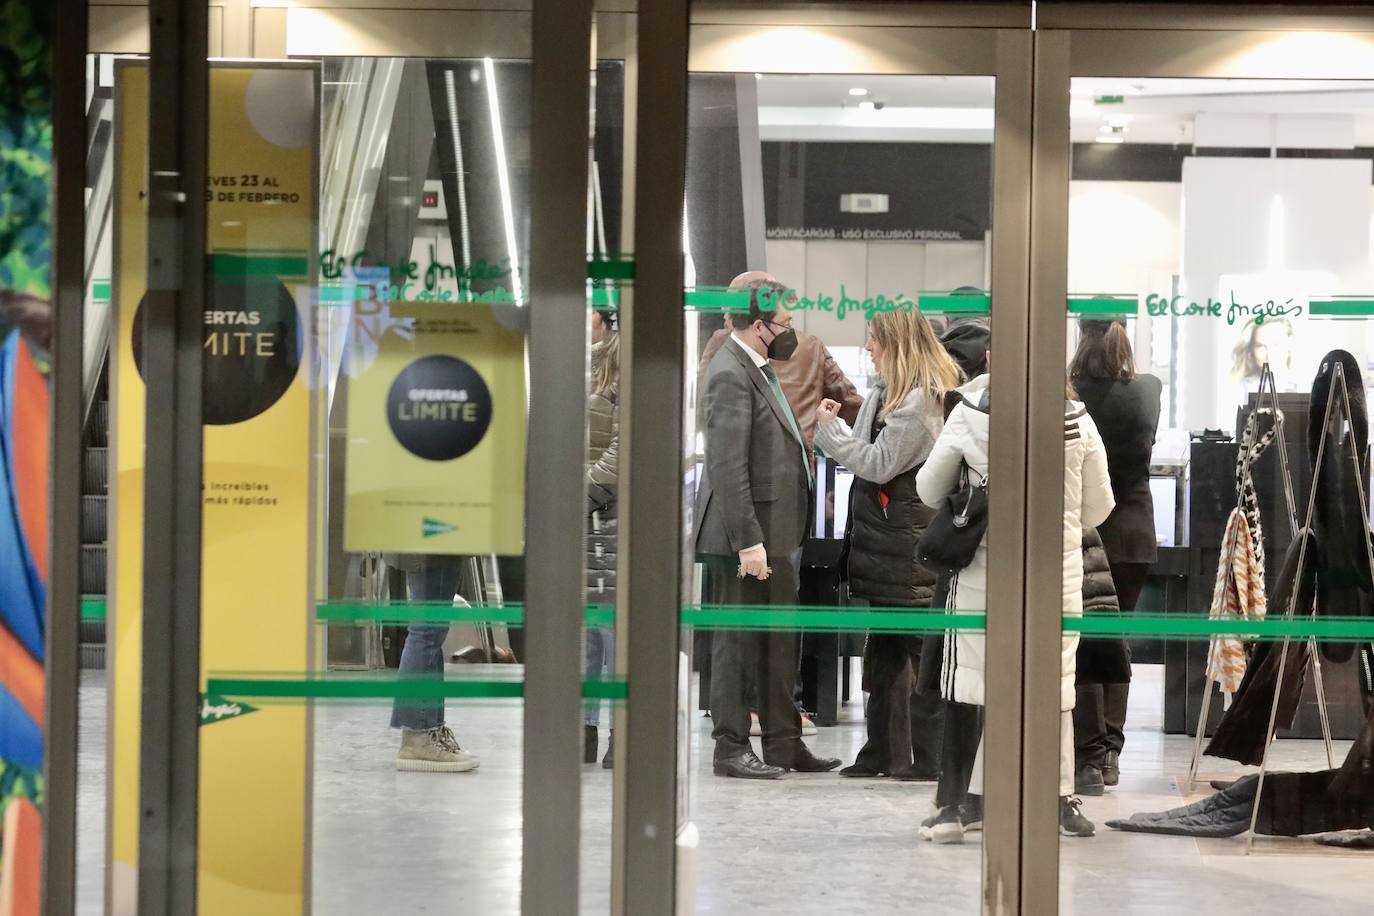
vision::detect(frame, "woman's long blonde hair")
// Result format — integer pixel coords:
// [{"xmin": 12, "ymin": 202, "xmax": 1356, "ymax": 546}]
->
[
  {"xmin": 591, "ymin": 326, "xmax": 620, "ymax": 398},
  {"xmin": 870, "ymin": 310, "xmax": 962, "ymax": 418}
]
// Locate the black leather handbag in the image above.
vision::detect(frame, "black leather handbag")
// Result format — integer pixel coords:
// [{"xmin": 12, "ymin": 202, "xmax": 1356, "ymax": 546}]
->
[{"xmin": 916, "ymin": 462, "xmax": 988, "ymax": 575}]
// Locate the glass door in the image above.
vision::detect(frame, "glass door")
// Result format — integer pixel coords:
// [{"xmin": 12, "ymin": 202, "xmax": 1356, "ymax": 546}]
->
[
  {"xmin": 668, "ymin": 12, "xmax": 1033, "ymax": 913},
  {"xmin": 1029, "ymin": 16, "xmax": 1374, "ymax": 914},
  {"xmin": 84, "ymin": 4, "xmax": 625, "ymax": 914}
]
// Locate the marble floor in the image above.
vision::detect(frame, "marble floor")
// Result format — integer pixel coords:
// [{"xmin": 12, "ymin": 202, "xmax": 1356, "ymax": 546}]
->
[{"xmin": 74, "ymin": 665, "xmax": 1374, "ymax": 915}]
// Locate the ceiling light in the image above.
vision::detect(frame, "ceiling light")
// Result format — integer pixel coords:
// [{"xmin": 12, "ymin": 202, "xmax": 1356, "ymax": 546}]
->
[
  {"xmin": 1095, "ymin": 135, "xmax": 1125, "ymax": 144},
  {"xmin": 848, "ymin": 87, "xmax": 869, "ymax": 97},
  {"xmin": 858, "ymin": 100, "xmax": 876, "ymax": 111},
  {"xmin": 754, "ymin": 73, "xmax": 763, "ymax": 80}
]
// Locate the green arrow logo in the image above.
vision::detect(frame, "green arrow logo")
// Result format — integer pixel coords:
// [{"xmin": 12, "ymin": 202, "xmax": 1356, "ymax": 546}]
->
[
  {"xmin": 422, "ymin": 517, "xmax": 457, "ymax": 538},
  {"xmin": 200, "ymin": 694, "xmax": 258, "ymax": 727}
]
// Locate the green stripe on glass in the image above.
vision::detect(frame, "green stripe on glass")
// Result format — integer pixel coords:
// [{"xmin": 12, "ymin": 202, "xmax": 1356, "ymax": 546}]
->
[
  {"xmin": 917, "ymin": 293, "xmax": 990, "ymax": 314},
  {"xmin": 584, "ymin": 605, "xmax": 615, "ymax": 627},
  {"xmin": 209, "ymin": 253, "xmax": 310, "ymax": 277},
  {"xmin": 684, "ymin": 287, "xmax": 753, "ymax": 312},
  {"xmin": 206, "ymin": 676, "xmax": 629, "ymax": 701},
  {"xmin": 1065, "ymin": 613, "xmax": 1374, "ymax": 640},
  {"xmin": 315, "ymin": 602, "xmax": 982, "ymax": 632},
  {"xmin": 681, "ymin": 608, "xmax": 986, "ymax": 632},
  {"xmin": 91, "ymin": 280, "xmax": 111, "ymax": 301},
  {"xmin": 1310, "ymin": 299, "xmax": 1374, "ymax": 317},
  {"xmin": 81, "ymin": 596, "xmax": 106, "ymax": 620},
  {"xmin": 590, "ymin": 286, "xmax": 621, "ymax": 308},
  {"xmin": 587, "ymin": 258, "xmax": 634, "ymax": 281},
  {"xmin": 317, "ymin": 284, "xmax": 371, "ymax": 303},
  {"xmin": 1069, "ymin": 296, "xmax": 1139, "ymax": 316},
  {"xmin": 316, "ymin": 601, "xmax": 526, "ymax": 625}
]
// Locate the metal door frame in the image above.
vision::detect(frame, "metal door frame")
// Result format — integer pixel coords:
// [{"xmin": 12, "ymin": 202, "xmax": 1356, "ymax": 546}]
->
[{"xmin": 1026, "ymin": 7, "xmax": 1374, "ymax": 912}]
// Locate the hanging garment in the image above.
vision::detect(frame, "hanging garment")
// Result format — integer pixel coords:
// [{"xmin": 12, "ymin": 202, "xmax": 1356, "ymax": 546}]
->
[
  {"xmin": 1308, "ymin": 349, "xmax": 1373, "ymax": 664},
  {"xmin": 1206, "ymin": 409, "xmax": 1278, "ymax": 700},
  {"xmin": 1204, "ymin": 528, "xmax": 1317, "ymax": 765}
]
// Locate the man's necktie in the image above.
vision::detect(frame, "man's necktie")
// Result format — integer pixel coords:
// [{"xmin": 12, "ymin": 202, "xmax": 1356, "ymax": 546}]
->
[{"xmin": 761, "ymin": 364, "xmax": 813, "ymax": 488}]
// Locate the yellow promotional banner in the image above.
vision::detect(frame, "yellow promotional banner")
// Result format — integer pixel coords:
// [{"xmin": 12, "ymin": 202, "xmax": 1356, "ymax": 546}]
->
[
  {"xmin": 110, "ymin": 62, "xmax": 318, "ymax": 915},
  {"xmin": 344, "ymin": 300, "xmax": 526, "ymax": 554}
]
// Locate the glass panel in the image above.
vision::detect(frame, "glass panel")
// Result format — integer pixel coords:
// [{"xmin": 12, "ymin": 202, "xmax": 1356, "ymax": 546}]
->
[
  {"xmin": 1061, "ymin": 75, "xmax": 1374, "ymax": 911},
  {"xmin": 581, "ymin": 3, "xmax": 637, "ymax": 909},
  {"xmin": 681, "ymin": 62, "xmax": 995, "ymax": 912},
  {"xmin": 81, "ymin": 45, "xmax": 133, "ymax": 914},
  {"xmin": 307, "ymin": 51, "xmax": 535, "ymax": 913},
  {"xmin": 121, "ymin": 6, "xmax": 560, "ymax": 911}
]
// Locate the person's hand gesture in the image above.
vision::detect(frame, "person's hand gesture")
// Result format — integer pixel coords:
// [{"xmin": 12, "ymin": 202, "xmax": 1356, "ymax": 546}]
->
[{"xmin": 816, "ymin": 398, "xmax": 842, "ymax": 427}]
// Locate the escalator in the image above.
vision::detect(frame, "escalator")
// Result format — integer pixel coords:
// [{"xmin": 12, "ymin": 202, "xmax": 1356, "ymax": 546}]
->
[{"xmin": 79, "ymin": 368, "xmax": 107, "ymax": 669}]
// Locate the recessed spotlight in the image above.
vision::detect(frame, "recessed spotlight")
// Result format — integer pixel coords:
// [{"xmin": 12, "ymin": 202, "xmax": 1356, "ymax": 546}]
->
[
  {"xmin": 849, "ymin": 87, "xmax": 869, "ymax": 97},
  {"xmin": 754, "ymin": 73, "xmax": 763, "ymax": 80},
  {"xmin": 858, "ymin": 100, "xmax": 876, "ymax": 111}
]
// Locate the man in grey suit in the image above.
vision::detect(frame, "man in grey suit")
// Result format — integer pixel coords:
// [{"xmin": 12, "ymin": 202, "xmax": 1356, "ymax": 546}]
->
[{"xmin": 696, "ymin": 278, "xmax": 842, "ymax": 778}]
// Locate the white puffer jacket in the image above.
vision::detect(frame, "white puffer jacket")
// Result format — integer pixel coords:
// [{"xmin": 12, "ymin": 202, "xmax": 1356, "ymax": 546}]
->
[{"xmin": 916, "ymin": 376, "xmax": 1115, "ymax": 711}]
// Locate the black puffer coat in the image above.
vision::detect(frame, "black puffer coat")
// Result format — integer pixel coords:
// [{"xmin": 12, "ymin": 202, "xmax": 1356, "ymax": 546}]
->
[
  {"xmin": 1076, "ymin": 527, "xmax": 1130, "ymax": 685},
  {"xmin": 814, "ymin": 384, "xmax": 945, "ymax": 608},
  {"xmin": 847, "ymin": 464, "xmax": 939, "ymax": 607}
]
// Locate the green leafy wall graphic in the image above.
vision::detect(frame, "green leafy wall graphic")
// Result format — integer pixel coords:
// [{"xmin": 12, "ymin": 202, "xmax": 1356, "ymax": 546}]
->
[{"xmin": 0, "ymin": 0, "xmax": 52, "ymax": 358}]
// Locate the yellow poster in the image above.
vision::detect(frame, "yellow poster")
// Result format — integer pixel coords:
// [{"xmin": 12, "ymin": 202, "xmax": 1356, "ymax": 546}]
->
[
  {"xmin": 344, "ymin": 300, "xmax": 526, "ymax": 554},
  {"xmin": 110, "ymin": 61, "xmax": 317, "ymax": 915}
]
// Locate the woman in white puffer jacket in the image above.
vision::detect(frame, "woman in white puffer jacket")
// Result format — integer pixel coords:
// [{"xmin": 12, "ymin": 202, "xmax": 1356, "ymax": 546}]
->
[{"xmin": 916, "ymin": 373, "xmax": 1114, "ymax": 840}]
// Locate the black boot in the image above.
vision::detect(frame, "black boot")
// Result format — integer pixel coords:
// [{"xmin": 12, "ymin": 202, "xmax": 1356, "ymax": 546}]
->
[
  {"xmin": 584, "ymin": 725, "xmax": 598, "ymax": 764},
  {"xmin": 602, "ymin": 732, "xmax": 614, "ymax": 769}
]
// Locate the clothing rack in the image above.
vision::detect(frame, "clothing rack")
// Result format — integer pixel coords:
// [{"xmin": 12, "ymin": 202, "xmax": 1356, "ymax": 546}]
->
[
  {"xmin": 1185, "ymin": 362, "xmax": 1337, "ymax": 795},
  {"xmin": 1245, "ymin": 359, "xmax": 1373, "ymax": 851}
]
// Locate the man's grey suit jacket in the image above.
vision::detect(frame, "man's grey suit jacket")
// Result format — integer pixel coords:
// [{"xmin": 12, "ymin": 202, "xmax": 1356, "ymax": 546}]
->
[{"xmin": 694, "ymin": 338, "xmax": 811, "ymax": 560}]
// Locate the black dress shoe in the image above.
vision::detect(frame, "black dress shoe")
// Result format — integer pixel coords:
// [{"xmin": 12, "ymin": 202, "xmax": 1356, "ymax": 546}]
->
[
  {"xmin": 713, "ymin": 750, "xmax": 785, "ymax": 779},
  {"xmin": 839, "ymin": 762, "xmax": 886, "ymax": 778},
  {"xmin": 890, "ymin": 765, "xmax": 938, "ymax": 782},
  {"xmin": 1074, "ymin": 763, "xmax": 1105, "ymax": 797},
  {"xmin": 1102, "ymin": 751, "xmax": 1120, "ymax": 786},
  {"xmin": 584, "ymin": 725, "xmax": 598, "ymax": 764},
  {"xmin": 764, "ymin": 745, "xmax": 842, "ymax": 773}
]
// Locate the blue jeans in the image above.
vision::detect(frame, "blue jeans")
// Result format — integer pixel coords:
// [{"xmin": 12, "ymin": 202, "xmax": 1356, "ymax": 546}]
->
[
  {"xmin": 390, "ymin": 566, "xmax": 458, "ymax": 731},
  {"xmin": 585, "ymin": 626, "xmax": 614, "ymax": 726}
]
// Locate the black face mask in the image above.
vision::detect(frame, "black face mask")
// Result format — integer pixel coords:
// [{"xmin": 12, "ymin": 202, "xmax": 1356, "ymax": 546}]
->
[{"xmin": 764, "ymin": 321, "xmax": 798, "ymax": 361}]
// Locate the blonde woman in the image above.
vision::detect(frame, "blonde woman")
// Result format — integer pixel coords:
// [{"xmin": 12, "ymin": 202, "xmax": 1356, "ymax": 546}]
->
[{"xmin": 815, "ymin": 309, "xmax": 961, "ymax": 779}]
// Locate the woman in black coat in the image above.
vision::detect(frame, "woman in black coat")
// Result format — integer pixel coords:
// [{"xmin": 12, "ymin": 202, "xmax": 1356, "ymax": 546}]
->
[
  {"xmin": 1069, "ymin": 319, "xmax": 1162, "ymax": 792},
  {"xmin": 814, "ymin": 310, "xmax": 962, "ymax": 779}
]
